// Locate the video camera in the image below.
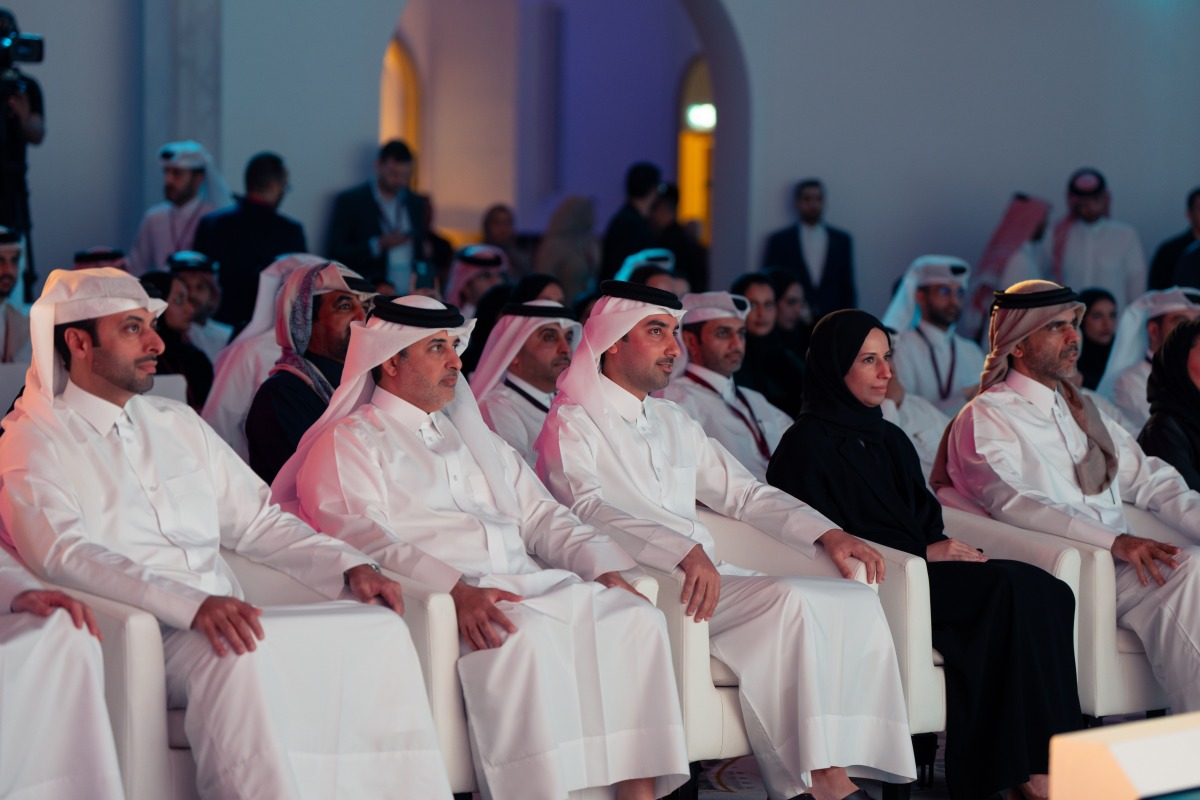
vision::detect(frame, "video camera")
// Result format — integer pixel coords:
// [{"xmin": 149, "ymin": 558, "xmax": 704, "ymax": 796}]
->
[{"xmin": 0, "ymin": 18, "xmax": 42, "ymax": 100}]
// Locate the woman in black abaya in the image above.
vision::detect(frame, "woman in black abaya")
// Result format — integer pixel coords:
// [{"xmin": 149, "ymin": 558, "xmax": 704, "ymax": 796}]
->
[{"xmin": 766, "ymin": 309, "xmax": 1081, "ymax": 800}]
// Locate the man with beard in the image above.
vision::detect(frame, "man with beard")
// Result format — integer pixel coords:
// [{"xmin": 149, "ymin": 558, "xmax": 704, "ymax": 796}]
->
[
  {"xmin": 166, "ymin": 251, "xmax": 233, "ymax": 363},
  {"xmin": 885, "ymin": 256, "xmax": 985, "ymax": 414},
  {"xmin": 933, "ymin": 280, "xmax": 1200, "ymax": 713},
  {"xmin": 471, "ymin": 300, "xmax": 579, "ymax": 466},
  {"xmin": 662, "ymin": 291, "xmax": 792, "ymax": 481},
  {"xmin": 0, "ymin": 227, "xmax": 30, "ymax": 362},
  {"xmin": 245, "ymin": 261, "xmax": 373, "ymax": 483},
  {"xmin": 761, "ymin": 179, "xmax": 856, "ymax": 319},
  {"xmin": 128, "ymin": 141, "xmax": 231, "ymax": 277}
]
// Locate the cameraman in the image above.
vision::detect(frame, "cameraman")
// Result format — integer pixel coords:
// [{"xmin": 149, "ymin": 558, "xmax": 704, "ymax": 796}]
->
[{"xmin": 0, "ymin": 9, "xmax": 43, "ymax": 305}]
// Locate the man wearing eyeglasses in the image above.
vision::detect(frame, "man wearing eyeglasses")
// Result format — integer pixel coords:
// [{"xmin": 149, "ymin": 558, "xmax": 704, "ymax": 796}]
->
[{"xmin": 883, "ymin": 256, "xmax": 986, "ymax": 414}]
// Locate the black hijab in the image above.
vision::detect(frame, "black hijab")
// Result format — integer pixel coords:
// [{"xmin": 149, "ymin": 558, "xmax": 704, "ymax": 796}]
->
[
  {"xmin": 800, "ymin": 309, "xmax": 890, "ymax": 442},
  {"xmin": 1077, "ymin": 288, "xmax": 1116, "ymax": 390},
  {"xmin": 1148, "ymin": 318, "xmax": 1200, "ymax": 432},
  {"xmin": 769, "ymin": 308, "xmax": 947, "ymax": 555}
]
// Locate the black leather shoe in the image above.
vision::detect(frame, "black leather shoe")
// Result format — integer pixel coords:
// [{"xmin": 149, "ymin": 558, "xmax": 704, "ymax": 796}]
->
[{"xmin": 791, "ymin": 790, "xmax": 873, "ymax": 800}]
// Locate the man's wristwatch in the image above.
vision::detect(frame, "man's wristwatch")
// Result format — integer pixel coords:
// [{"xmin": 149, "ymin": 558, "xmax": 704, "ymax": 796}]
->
[{"xmin": 344, "ymin": 563, "xmax": 382, "ymax": 586}]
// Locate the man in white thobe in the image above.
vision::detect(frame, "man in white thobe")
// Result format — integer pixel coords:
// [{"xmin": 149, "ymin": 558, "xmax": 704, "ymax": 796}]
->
[
  {"xmin": 662, "ymin": 291, "xmax": 792, "ymax": 482},
  {"xmin": 535, "ymin": 280, "xmax": 916, "ymax": 800},
  {"xmin": 1096, "ymin": 287, "xmax": 1200, "ymax": 430},
  {"xmin": 879, "ymin": 374, "xmax": 951, "ymax": 484},
  {"xmin": 275, "ymin": 294, "xmax": 689, "ymax": 800},
  {"xmin": 0, "ymin": 268, "xmax": 453, "ymax": 800},
  {"xmin": 884, "ymin": 256, "xmax": 986, "ymax": 416},
  {"xmin": 933, "ymin": 279, "xmax": 1200, "ymax": 713},
  {"xmin": 1, "ymin": 546, "xmax": 124, "ymax": 800},
  {"xmin": 1047, "ymin": 168, "xmax": 1146, "ymax": 308},
  {"xmin": 167, "ymin": 250, "xmax": 233, "ymax": 363},
  {"xmin": 128, "ymin": 141, "xmax": 231, "ymax": 277},
  {"xmin": 471, "ymin": 299, "xmax": 580, "ymax": 465},
  {"xmin": 201, "ymin": 253, "xmax": 324, "ymax": 460}
]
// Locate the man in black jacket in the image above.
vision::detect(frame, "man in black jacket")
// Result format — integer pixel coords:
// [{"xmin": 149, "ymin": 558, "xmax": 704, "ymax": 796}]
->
[
  {"xmin": 1148, "ymin": 187, "xmax": 1200, "ymax": 291},
  {"xmin": 325, "ymin": 140, "xmax": 430, "ymax": 289},
  {"xmin": 194, "ymin": 152, "xmax": 306, "ymax": 332},
  {"xmin": 600, "ymin": 161, "xmax": 661, "ymax": 281},
  {"xmin": 761, "ymin": 179, "xmax": 856, "ymax": 319}
]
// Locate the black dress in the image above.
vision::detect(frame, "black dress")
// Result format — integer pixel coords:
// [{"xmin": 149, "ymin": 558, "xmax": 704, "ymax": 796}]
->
[
  {"xmin": 734, "ymin": 330, "xmax": 805, "ymax": 417},
  {"xmin": 766, "ymin": 309, "xmax": 1081, "ymax": 800}
]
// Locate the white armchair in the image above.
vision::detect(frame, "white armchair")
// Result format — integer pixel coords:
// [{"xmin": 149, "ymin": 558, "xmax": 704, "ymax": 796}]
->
[
  {"xmin": 938, "ymin": 487, "xmax": 1177, "ymax": 722},
  {"xmin": 61, "ymin": 550, "xmax": 468, "ymax": 800}
]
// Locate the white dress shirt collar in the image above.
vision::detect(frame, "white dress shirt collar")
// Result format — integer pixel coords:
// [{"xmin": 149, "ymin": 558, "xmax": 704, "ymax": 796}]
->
[
  {"xmin": 598, "ymin": 374, "xmax": 645, "ymax": 422},
  {"xmin": 1003, "ymin": 369, "xmax": 1059, "ymax": 417},
  {"xmin": 370, "ymin": 384, "xmax": 438, "ymax": 433},
  {"xmin": 916, "ymin": 318, "xmax": 954, "ymax": 344},
  {"xmin": 685, "ymin": 363, "xmax": 736, "ymax": 403},
  {"xmin": 61, "ymin": 380, "xmax": 126, "ymax": 435},
  {"xmin": 504, "ymin": 372, "xmax": 555, "ymax": 409}
]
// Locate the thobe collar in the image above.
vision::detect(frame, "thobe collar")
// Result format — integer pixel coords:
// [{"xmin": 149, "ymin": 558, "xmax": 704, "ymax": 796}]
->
[
  {"xmin": 1004, "ymin": 369, "xmax": 1060, "ymax": 417},
  {"xmin": 916, "ymin": 318, "xmax": 956, "ymax": 344},
  {"xmin": 598, "ymin": 373, "xmax": 646, "ymax": 423},
  {"xmin": 61, "ymin": 380, "xmax": 127, "ymax": 435},
  {"xmin": 503, "ymin": 371, "xmax": 554, "ymax": 409},
  {"xmin": 370, "ymin": 383, "xmax": 444, "ymax": 436},
  {"xmin": 173, "ymin": 195, "xmax": 203, "ymax": 214},
  {"xmin": 685, "ymin": 363, "xmax": 737, "ymax": 403}
]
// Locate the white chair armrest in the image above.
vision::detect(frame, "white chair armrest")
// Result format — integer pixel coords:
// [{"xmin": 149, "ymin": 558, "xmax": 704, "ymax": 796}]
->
[
  {"xmin": 381, "ymin": 571, "xmax": 474, "ymax": 792},
  {"xmin": 697, "ymin": 508, "xmax": 870, "ymax": 587},
  {"xmin": 60, "ymin": 586, "xmax": 174, "ymax": 800},
  {"xmin": 639, "ymin": 563, "xmax": 727, "ymax": 760},
  {"xmin": 869, "ymin": 543, "xmax": 942, "ymax": 734},
  {"xmin": 944, "ymin": 507, "xmax": 1082, "ymax": 592}
]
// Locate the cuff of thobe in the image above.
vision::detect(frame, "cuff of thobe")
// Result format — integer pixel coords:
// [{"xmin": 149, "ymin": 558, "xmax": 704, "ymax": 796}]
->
[
  {"xmin": 149, "ymin": 585, "xmax": 213, "ymax": 631},
  {"xmin": 1068, "ymin": 517, "xmax": 1120, "ymax": 550},
  {"xmin": 406, "ymin": 554, "xmax": 463, "ymax": 594},
  {"xmin": 569, "ymin": 546, "xmax": 639, "ymax": 582},
  {"xmin": 638, "ymin": 532, "xmax": 703, "ymax": 574}
]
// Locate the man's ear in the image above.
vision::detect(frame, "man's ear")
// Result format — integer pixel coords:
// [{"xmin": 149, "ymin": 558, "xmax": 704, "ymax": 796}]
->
[
  {"xmin": 65, "ymin": 327, "xmax": 93, "ymax": 362},
  {"xmin": 380, "ymin": 352, "xmax": 403, "ymax": 378}
]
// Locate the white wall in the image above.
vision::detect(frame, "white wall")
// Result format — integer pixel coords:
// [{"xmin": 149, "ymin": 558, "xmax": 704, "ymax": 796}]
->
[
  {"xmin": 690, "ymin": 0, "xmax": 1200, "ymax": 314},
  {"xmin": 7, "ymin": 0, "xmax": 143, "ymax": 278},
  {"xmin": 221, "ymin": 0, "xmax": 405, "ymax": 254}
]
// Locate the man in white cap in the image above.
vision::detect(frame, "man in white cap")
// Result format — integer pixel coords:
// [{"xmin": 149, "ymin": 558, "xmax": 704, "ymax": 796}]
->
[
  {"xmin": 1, "ymin": 546, "xmax": 124, "ymax": 799},
  {"xmin": 128, "ymin": 141, "xmax": 231, "ymax": 277},
  {"xmin": 662, "ymin": 291, "xmax": 792, "ymax": 482},
  {"xmin": 201, "ymin": 253, "xmax": 325, "ymax": 460},
  {"xmin": 445, "ymin": 243, "xmax": 507, "ymax": 318},
  {"xmin": 276, "ymin": 295, "xmax": 689, "ymax": 800},
  {"xmin": 0, "ymin": 267, "xmax": 453, "ymax": 799},
  {"xmin": 167, "ymin": 250, "xmax": 233, "ymax": 362},
  {"xmin": 1096, "ymin": 286, "xmax": 1200, "ymax": 430},
  {"xmin": 0, "ymin": 226, "xmax": 30, "ymax": 362},
  {"xmin": 72, "ymin": 246, "xmax": 128, "ymax": 272},
  {"xmin": 536, "ymin": 280, "xmax": 916, "ymax": 800},
  {"xmin": 471, "ymin": 299, "xmax": 580, "ymax": 465},
  {"xmin": 1046, "ymin": 168, "xmax": 1146, "ymax": 308},
  {"xmin": 933, "ymin": 280, "xmax": 1200, "ymax": 713},
  {"xmin": 246, "ymin": 261, "xmax": 373, "ymax": 483},
  {"xmin": 884, "ymin": 256, "xmax": 986, "ymax": 415}
]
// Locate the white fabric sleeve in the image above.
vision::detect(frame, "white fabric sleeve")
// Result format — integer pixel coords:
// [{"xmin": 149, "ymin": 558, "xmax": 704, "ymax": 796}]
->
[
  {"xmin": 538, "ymin": 408, "xmax": 699, "ymax": 573},
  {"xmin": 479, "ymin": 395, "xmax": 534, "ymax": 466},
  {"xmin": 197, "ymin": 417, "xmax": 377, "ymax": 599},
  {"xmin": 295, "ymin": 424, "xmax": 463, "ymax": 593},
  {"xmin": 201, "ymin": 354, "xmax": 255, "ymax": 459},
  {"xmin": 948, "ymin": 403, "xmax": 1121, "ymax": 548},
  {"xmin": 1104, "ymin": 416, "xmax": 1200, "ymax": 543},
  {"xmin": 1123, "ymin": 231, "xmax": 1148, "ymax": 316},
  {"xmin": 0, "ymin": 426, "xmax": 212, "ymax": 630},
  {"xmin": 501, "ymin": 439, "xmax": 637, "ymax": 580},
  {"xmin": 690, "ymin": 422, "xmax": 827, "ymax": 557}
]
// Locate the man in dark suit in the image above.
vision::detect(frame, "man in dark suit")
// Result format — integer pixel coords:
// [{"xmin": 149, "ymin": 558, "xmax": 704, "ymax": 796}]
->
[
  {"xmin": 1149, "ymin": 186, "xmax": 1200, "ymax": 291},
  {"xmin": 325, "ymin": 140, "xmax": 430, "ymax": 289},
  {"xmin": 761, "ymin": 179, "xmax": 856, "ymax": 319},
  {"xmin": 600, "ymin": 161, "xmax": 662, "ymax": 281},
  {"xmin": 194, "ymin": 152, "xmax": 307, "ymax": 332}
]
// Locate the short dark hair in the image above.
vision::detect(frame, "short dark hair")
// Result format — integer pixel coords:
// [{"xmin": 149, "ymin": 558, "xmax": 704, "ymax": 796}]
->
[
  {"xmin": 245, "ymin": 152, "xmax": 286, "ymax": 193},
  {"xmin": 793, "ymin": 179, "xmax": 824, "ymax": 200},
  {"xmin": 379, "ymin": 140, "xmax": 414, "ymax": 164},
  {"xmin": 681, "ymin": 321, "xmax": 706, "ymax": 341},
  {"xmin": 53, "ymin": 318, "xmax": 100, "ymax": 371},
  {"xmin": 653, "ymin": 183, "xmax": 680, "ymax": 211},
  {"xmin": 730, "ymin": 272, "xmax": 773, "ymax": 297},
  {"xmin": 1188, "ymin": 187, "xmax": 1200, "ymax": 213},
  {"xmin": 625, "ymin": 162, "xmax": 662, "ymax": 199},
  {"xmin": 370, "ymin": 347, "xmax": 407, "ymax": 384}
]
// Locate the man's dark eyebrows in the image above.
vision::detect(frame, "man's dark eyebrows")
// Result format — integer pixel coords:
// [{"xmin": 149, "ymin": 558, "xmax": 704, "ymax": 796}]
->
[
  {"xmin": 642, "ymin": 317, "xmax": 674, "ymax": 329},
  {"xmin": 426, "ymin": 336, "xmax": 449, "ymax": 347}
]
